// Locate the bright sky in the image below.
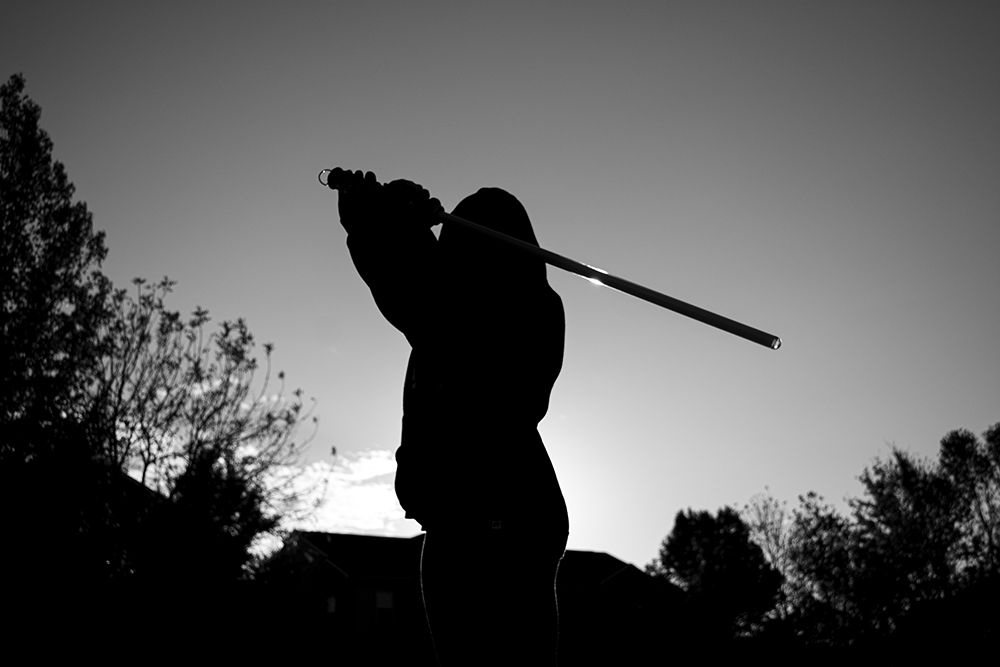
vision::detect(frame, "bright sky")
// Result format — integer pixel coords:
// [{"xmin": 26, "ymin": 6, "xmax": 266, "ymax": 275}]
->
[{"xmin": 5, "ymin": 1, "xmax": 998, "ymax": 568}]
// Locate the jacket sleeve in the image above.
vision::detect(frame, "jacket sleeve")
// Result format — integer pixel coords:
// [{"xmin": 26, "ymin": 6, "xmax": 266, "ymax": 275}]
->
[{"xmin": 345, "ymin": 222, "xmax": 441, "ymax": 347}]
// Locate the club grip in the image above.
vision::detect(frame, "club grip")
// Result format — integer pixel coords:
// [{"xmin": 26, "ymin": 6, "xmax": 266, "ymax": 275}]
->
[{"xmin": 318, "ymin": 168, "xmax": 371, "ymax": 190}]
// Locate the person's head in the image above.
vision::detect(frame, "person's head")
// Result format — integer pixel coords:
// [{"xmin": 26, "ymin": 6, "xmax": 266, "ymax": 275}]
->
[{"xmin": 439, "ymin": 188, "xmax": 546, "ymax": 289}]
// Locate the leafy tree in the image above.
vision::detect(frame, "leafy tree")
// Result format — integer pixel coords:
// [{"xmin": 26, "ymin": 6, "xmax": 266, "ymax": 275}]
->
[
  {"xmin": 784, "ymin": 423, "xmax": 1000, "ymax": 647},
  {"xmin": 647, "ymin": 506, "xmax": 782, "ymax": 639},
  {"xmin": 939, "ymin": 424, "xmax": 1000, "ymax": 580},
  {"xmin": 1, "ymin": 72, "xmax": 117, "ymax": 591},
  {"xmin": 785, "ymin": 458, "xmax": 957, "ymax": 644},
  {"xmin": 1, "ymin": 72, "xmax": 112, "ymax": 459},
  {"xmin": 850, "ymin": 450, "xmax": 959, "ymax": 625}
]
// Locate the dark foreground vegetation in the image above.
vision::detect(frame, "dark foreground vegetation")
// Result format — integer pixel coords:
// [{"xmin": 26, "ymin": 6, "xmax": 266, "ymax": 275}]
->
[
  {"xmin": 2, "ymin": 73, "xmax": 995, "ymax": 660},
  {"xmin": 646, "ymin": 422, "xmax": 999, "ymax": 656}
]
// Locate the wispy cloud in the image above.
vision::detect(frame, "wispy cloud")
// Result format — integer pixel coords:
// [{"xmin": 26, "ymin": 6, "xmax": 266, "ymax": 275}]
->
[{"xmin": 286, "ymin": 448, "xmax": 421, "ymax": 536}]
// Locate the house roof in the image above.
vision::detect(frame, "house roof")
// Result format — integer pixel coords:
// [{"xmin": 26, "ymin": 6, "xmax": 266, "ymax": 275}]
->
[
  {"xmin": 293, "ymin": 531, "xmax": 424, "ymax": 580},
  {"xmin": 557, "ymin": 549, "xmax": 649, "ymax": 590},
  {"xmin": 286, "ymin": 531, "xmax": 656, "ymax": 592}
]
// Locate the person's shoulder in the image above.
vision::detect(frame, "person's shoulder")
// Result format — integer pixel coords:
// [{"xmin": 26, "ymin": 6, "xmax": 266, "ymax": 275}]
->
[
  {"xmin": 538, "ymin": 286, "xmax": 565, "ymax": 330},
  {"xmin": 544, "ymin": 285, "xmax": 564, "ymax": 311}
]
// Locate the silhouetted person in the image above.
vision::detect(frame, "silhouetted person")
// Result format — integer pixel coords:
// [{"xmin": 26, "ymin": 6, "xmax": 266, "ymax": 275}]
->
[{"xmin": 333, "ymin": 170, "xmax": 568, "ymax": 665}]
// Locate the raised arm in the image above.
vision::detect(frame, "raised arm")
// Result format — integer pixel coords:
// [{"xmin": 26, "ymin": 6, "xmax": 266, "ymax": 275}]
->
[{"xmin": 333, "ymin": 170, "xmax": 444, "ymax": 345}]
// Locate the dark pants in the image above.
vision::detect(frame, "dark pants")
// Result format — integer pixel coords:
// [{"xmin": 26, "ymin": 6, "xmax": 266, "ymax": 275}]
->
[{"xmin": 420, "ymin": 527, "xmax": 568, "ymax": 666}]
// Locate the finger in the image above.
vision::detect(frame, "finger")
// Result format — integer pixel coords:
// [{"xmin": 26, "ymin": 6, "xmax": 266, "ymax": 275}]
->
[
  {"xmin": 385, "ymin": 179, "xmax": 411, "ymax": 191},
  {"xmin": 410, "ymin": 183, "xmax": 428, "ymax": 201},
  {"xmin": 325, "ymin": 167, "xmax": 344, "ymax": 189},
  {"xmin": 334, "ymin": 169, "xmax": 354, "ymax": 191},
  {"xmin": 387, "ymin": 179, "xmax": 419, "ymax": 195}
]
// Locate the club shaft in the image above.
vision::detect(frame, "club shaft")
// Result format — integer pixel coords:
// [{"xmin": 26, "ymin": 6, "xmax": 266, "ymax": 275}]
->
[
  {"xmin": 319, "ymin": 169, "xmax": 781, "ymax": 349},
  {"xmin": 438, "ymin": 211, "xmax": 781, "ymax": 350}
]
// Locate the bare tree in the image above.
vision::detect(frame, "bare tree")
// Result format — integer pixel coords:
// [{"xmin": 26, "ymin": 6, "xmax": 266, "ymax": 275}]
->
[
  {"xmin": 743, "ymin": 488, "xmax": 799, "ymax": 621},
  {"xmin": 743, "ymin": 488, "xmax": 792, "ymax": 578},
  {"xmin": 92, "ymin": 277, "xmax": 323, "ymax": 572}
]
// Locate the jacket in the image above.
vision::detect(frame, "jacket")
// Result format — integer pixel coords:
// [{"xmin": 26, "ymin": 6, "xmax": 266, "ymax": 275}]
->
[{"xmin": 346, "ymin": 187, "xmax": 568, "ymax": 533}]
